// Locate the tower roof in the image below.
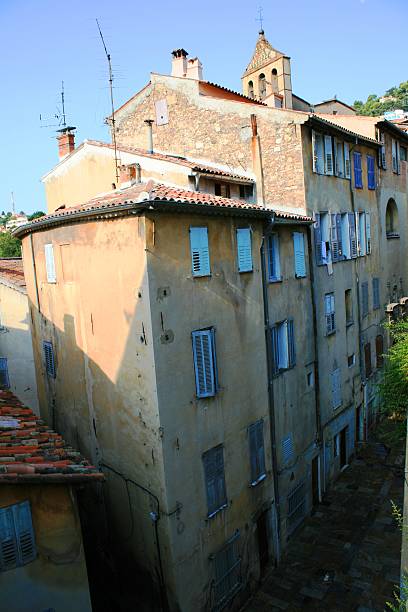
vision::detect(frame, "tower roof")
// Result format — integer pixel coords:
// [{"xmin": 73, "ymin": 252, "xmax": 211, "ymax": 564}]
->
[{"xmin": 242, "ymin": 31, "xmax": 287, "ymax": 78}]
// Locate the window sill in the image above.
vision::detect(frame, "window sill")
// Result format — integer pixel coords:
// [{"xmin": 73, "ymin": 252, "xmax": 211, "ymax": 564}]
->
[
  {"xmin": 333, "ymin": 403, "xmax": 343, "ymax": 411},
  {"xmin": 346, "ymin": 321, "xmax": 354, "ymax": 328},
  {"xmin": 192, "ymin": 273, "xmax": 212, "ymax": 278},
  {"xmin": 326, "ymin": 330, "xmax": 336, "ymax": 337},
  {"xmin": 269, "ymin": 276, "xmax": 283, "ymax": 283},
  {"xmin": 386, "ymin": 233, "xmax": 400, "ymax": 240},
  {"xmin": 295, "ymin": 274, "xmax": 307, "ymax": 279},
  {"xmin": 207, "ymin": 503, "xmax": 228, "ymax": 520},
  {"xmin": 239, "ymin": 269, "xmax": 253, "ymax": 274},
  {"xmin": 250, "ymin": 474, "xmax": 266, "ymax": 488}
]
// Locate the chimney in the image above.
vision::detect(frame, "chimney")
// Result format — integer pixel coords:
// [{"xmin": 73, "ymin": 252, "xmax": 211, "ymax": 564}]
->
[
  {"xmin": 119, "ymin": 163, "xmax": 141, "ymax": 188},
  {"xmin": 186, "ymin": 58, "xmax": 203, "ymax": 81},
  {"xmin": 171, "ymin": 49, "xmax": 188, "ymax": 77},
  {"xmin": 57, "ymin": 127, "xmax": 76, "ymax": 160}
]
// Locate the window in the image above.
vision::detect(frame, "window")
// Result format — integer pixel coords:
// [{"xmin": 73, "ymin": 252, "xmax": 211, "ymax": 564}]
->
[
  {"xmin": 348, "ymin": 213, "xmax": 358, "ymax": 258},
  {"xmin": 236, "ymin": 228, "xmax": 253, "ymax": 273},
  {"xmin": 214, "ymin": 183, "xmax": 230, "ymax": 198},
  {"xmin": 248, "ymin": 420, "xmax": 266, "ymax": 486},
  {"xmin": 386, "ymin": 199, "xmax": 399, "ymax": 237},
  {"xmin": 190, "ymin": 227, "xmax": 210, "ymax": 277},
  {"xmin": 357, "ymin": 212, "xmax": 366, "ymax": 256},
  {"xmin": 192, "ymin": 329, "xmax": 217, "ymax": 398},
  {"xmin": 312, "ymin": 132, "xmax": 325, "ymax": 175},
  {"xmin": 348, "ymin": 354, "xmax": 356, "ymax": 368},
  {"xmin": 367, "ymin": 155, "xmax": 376, "ymax": 190},
  {"xmin": 44, "ymin": 243, "xmax": 56, "ymax": 283},
  {"xmin": 325, "ymin": 293, "xmax": 335, "ymax": 335},
  {"xmin": 214, "ymin": 532, "xmax": 241, "ymax": 608},
  {"xmin": 392, "ymin": 139, "xmax": 400, "ymax": 174},
  {"xmin": 361, "ymin": 282, "xmax": 369, "ymax": 318},
  {"xmin": 376, "ymin": 335, "xmax": 384, "ymax": 368},
  {"xmin": 324, "ymin": 135, "xmax": 334, "ymax": 175},
  {"xmin": 330, "ymin": 213, "xmax": 342, "ymax": 262},
  {"xmin": 340, "ymin": 213, "xmax": 351, "ymax": 259},
  {"xmin": 202, "ymin": 445, "xmax": 227, "ymax": 517},
  {"xmin": 293, "ymin": 232, "xmax": 306, "ymax": 277},
  {"xmin": 247, "ymin": 81, "xmax": 254, "ymax": 99},
  {"xmin": 239, "ymin": 184, "xmax": 254, "ymax": 201},
  {"xmin": 335, "ymin": 140, "xmax": 345, "ymax": 177},
  {"xmin": 0, "ymin": 358, "xmax": 10, "ymax": 388},
  {"xmin": 345, "ymin": 289, "xmax": 353, "ymax": 326},
  {"xmin": 287, "ymin": 481, "xmax": 306, "ymax": 533},
  {"xmin": 372, "ymin": 278, "xmax": 380, "ymax": 310},
  {"xmin": 344, "ymin": 142, "xmax": 351, "ymax": 178},
  {"xmin": 43, "ymin": 341, "xmax": 56, "ymax": 378},
  {"xmin": 353, "ymin": 152, "xmax": 363, "ymax": 189},
  {"xmin": 333, "ymin": 434, "xmax": 340, "ymax": 457},
  {"xmin": 331, "ymin": 368, "xmax": 342, "ymax": 409},
  {"xmin": 0, "ymin": 501, "xmax": 36, "ymax": 572},
  {"xmin": 270, "ymin": 319, "xmax": 296, "ymax": 375},
  {"xmin": 379, "ymin": 133, "xmax": 387, "ymax": 169},
  {"xmin": 313, "ymin": 212, "xmax": 330, "ymax": 265},
  {"xmin": 401, "ymin": 145, "xmax": 408, "ymax": 162},
  {"xmin": 267, "ymin": 234, "xmax": 281, "ymax": 281},
  {"xmin": 364, "ymin": 342, "xmax": 372, "ymax": 378},
  {"xmin": 365, "ymin": 212, "xmax": 371, "ymax": 254},
  {"xmin": 258, "ymin": 73, "xmax": 266, "ymax": 99},
  {"xmin": 271, "ymin": 68, "xmax": 278, "ymax": 93}
]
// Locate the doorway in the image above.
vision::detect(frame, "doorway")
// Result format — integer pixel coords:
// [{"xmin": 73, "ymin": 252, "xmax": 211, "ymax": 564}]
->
[
  {"xmin": 340, "ymin": 427, "xmax": 348, "ymax": 468},
  {"xmin": 257, "ymin": 511, "xmax": 269, "ymax": 574},
  {"xmin": 311, "ymin": 456, "xmax": 319, "ymax": 506}
]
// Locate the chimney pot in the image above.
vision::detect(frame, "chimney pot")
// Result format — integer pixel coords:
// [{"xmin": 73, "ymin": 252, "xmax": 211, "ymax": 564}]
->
[{"xmin": 171, "ymin": 48, "xmax": 188, "ymax": 78}]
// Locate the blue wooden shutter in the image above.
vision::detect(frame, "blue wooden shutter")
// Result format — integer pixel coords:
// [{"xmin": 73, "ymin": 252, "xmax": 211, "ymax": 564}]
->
[
  {"xmin": 267, "ymin": 234, "xmax": 281, "ymax": 281},
  {"xmin": 190, "ymin": 227, "xmax": 210, "ymax": 277},
  {"xmin": 0, "ymin": 358, "xmax": 10, "ymax": 388},
  {"xmin": 44, "ymin": 244, "xmax": 56, "ymax": 283},
  {"xmin": 367, "ymin": 155, "xmax": 375, "ymax": 189},
  {"xmin": 336, "ymin": 214, "xmax": 343, "ymax": 259},
  {"xmin": 324, "ymin": 135, "xmax": 334, "ymax": 175},
  {"xmin": 353, "ymin": 152, "xmax": 363, "ymax": 188},
  {"xmin": 365, "ymin": 213, "xmax": 371, "ymax": 254},
  {"xmin": 14, "ymin": 502, "xmax": 36, "ymax": 566},
  {"xmin": 192, "ymin": 330, "xmax": 216, "ymax": 398},
  {"xmin": 361, "ymin": 282, "xmax": 369, "ymax": 317},
  {"xmin": 293, "ymin": 232, "xmax": 306, "ymax": 277},
  {"xmin": 282, "ymin": 434, "xmax": 294, "ymax": 464},
  {"xmin": 373, "ymin": 278, "xmax": 380, "ymax": 310},
  {"xmin": 344, "ymin": 142, "xmax": 351, "ymax": 178},
  {"xmin": 203, "ymin": 446, "xmax": 226, "ymax": 516},
  {"xmin": 348, "ymin": 213, "xmax": 357, "ymax": 258},
  {"xmin": 0, "ymin": 506, "xmax": 18, "ymax": 571},
  {"xmin": 236, "ymin": 228, "xmax": 253, "ymax": 273},
  {"xmin": 313, "ymin": 213, "xmax": 323, "ymax": 265},
  {"xmin": 288, "ymin": 319, "xmax": 296, "ymax": 367},
  {"xmin": 331, "ymin": 369, "xmax": 341, "ymax": 409},
  {"xmin": 270, "ymin": 326, "xmax": 279, "ymax": 376},
  {"xmin": 330, "ymin": 214, "xmax": 339, "ymax": 263}
]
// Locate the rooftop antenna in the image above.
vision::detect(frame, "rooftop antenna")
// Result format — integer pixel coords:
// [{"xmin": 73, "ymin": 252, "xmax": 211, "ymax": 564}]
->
[
  {"xmin": 10, "ymin": 192, "xmax": 15, "ymax": 214},
  {"xmin": 96, "ymin": 18, "xmax": 120, "ymax": 186},
  {"xmin": 40, "ymin": 81, "xmax": 73, "ymax": 130},
  {"xmin": 256, "ymin": 6, "xmax": 264, "ymax": 34}
]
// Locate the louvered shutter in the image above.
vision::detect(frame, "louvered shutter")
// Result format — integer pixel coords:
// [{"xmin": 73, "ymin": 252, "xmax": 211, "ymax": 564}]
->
[
  {"xmin": 15, "ymin": 502, "xmax": 36, "ymax": 566},
  {"xmin": 278, "ymin": 321, "xmax": 289, "ymax": 370},
  {"xmin": 353, "ymin": 152, "xmax": 363, "ymax": 188},
  {"xmin": 372, "ymin": 278, "xmax": 380, "ymax": 309},
  {"xmin": 270, "ymin": 326, "xmax": 279, "ymax": 375},
  {"xmin": 192, "ymin": 330, "xmax": 216, "ymax": 397},
  {"xmin": 330, "ymin": 214, "xmax": 339, "ymax": 263},
  {"xmin": 0, "ymin": 506, "xmax": 18, "ymax": 571},
  {"xmin": 249, "ymin": 421, "xmax": 265, "ymax": 484},
  {"xmin": 282, "ymin": 434, "xmax": 294, "ymax": 464},
  {"xmin": 361, "ymin": 282, "xmax": 369, "ymax": 317},
  {"xmin": 324, "ymin": 135, "xmax": 334, "ymax": 175},
  {"xmin": 190, "ymin": 227, "xmax": 210, "ymax": 277},
  {"xmin": 44, "ymin": 244, "xmax": 56, "ymax": 283},
  {"xmin": 0, "ymin": 358, "xmax": 10, "ymax": 388},
  {"xmin": 268, "ymin": 234, "xmax": 281, "ymax": 281},
  {"xmin": 365, "ymin": 213, "xmax": 371, "ymax": 254},
  {"xmin": 331, "ymin": 369, "xmax": 341, "ymax": 409},
  {"xmin": 293, "ymin": 232, "xmax": 306, "ymax": 277},
  {"xmin": 203, "ymin": 447, "xmax": 226, "ymax": 516},
  {"xmin": 288, "ymin": 319, "xmax": 296, "ymax": 367},
  {"xmin": 313, "ymin": 213, "xmax": 323, "ymax": 266},
  {"xmin": 336, "ymin": 214, "xmax": 343, "ymax": 258},
  {"xmin": 367, "ymin": 155, "xmax": 375, "ymax": 189},
  {"xmin": 248, "ymin": 424, "xmax": 258, "ymax": 483},
  {"xmin": 325, "ymin": 294, "xmax": 335, "ymax": 334},
  {"xmin": 380, "ymin": 134, "xmax": 387, "ymax": 169},
  {"xmin": 392, "ymin": 139, "xmax": 398, "ymax": 172},
  {"xmin": 43, "ymin": 341, "xmax": 56, "ymax": 378},
  {"xmin": 344, "ymin": 142, "xmax": 351, "ymax": 179},
  {"xmin": 348, "ymin": 213, "xmax": 357, "ymax": 258},
  {"xmin": 236, "ymin": 228, "xmax": 253, "ymax": 273}
]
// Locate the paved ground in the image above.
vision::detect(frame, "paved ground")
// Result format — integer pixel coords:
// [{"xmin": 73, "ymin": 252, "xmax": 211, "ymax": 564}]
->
[{"xmin": 243, "ymin": 434, "xmax": 405, "ymax": 612}]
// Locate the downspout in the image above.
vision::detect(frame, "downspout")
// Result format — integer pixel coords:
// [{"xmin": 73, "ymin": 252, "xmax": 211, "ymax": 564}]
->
[{"xmin": 260, "ymin": 216, "xmax": 281, "ymax": 563}]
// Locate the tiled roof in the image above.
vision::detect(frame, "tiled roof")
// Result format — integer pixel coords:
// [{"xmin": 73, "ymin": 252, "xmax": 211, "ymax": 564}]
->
[
  {"xmin": 0, "ymin": 258, "xmax": 26, "ymax": 293},
  {"xmin": 0, "ymin": 389, "xmax": 103, "ymax": 484},
  {"xmin": 200, "ymin": 81, "xmax": 266, "ymax": 106}
]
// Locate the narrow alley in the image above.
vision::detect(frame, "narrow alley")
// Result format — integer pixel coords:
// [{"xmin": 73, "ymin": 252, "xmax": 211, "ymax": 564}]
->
[{"xmin": 243, "ymin": 435, "xmax": 404, "ymax": 612}]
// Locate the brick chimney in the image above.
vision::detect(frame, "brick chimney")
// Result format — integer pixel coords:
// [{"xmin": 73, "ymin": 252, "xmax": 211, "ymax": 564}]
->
[
  {"xmin": 171, "ymin": 49, "xmax": 188, "ymax": 77},
  {"xmin": 57, "ymin": 127, "xmax": 76, "ymax": 160},
  {"xmin": 186, "ymin": 58, "xmax": 203, "ymax": 80}
]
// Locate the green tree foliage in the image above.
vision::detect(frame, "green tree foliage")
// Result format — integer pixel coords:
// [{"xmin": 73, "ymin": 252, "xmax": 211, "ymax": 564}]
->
[
  {"xmin": 27, "ymin": 211, "xmax": 45, "ymax": 221},
  {"xmin": 354, "ymin": 81, "xmax": 408, "ymax": 116},
  {"xmin": 0, "ymin": 232, "xmax": 21, "ymax": 257},
  {"xmin": 379, "ymin": 320, "xmax": 408, "ymax": 441}
]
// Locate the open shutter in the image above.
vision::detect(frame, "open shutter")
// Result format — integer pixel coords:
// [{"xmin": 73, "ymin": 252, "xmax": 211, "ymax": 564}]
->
[
  {"xmin": 270, "ymin": 326, "xmax": 279, "ymax": 376},
  {"xmin": 353, "ymin": 152, "xmax": 363, "ymax": 188},
  {"xmin": 256, "ymin": 421, "xmax": 265, "ymax": 479},
  {"xmin": 268, "ymin": 234, "xmax": 281, "ymax": 280},
  {"xmin": 364, "ymin": 343, "xmax": 372, "ymax": 378},
  {"xmin": 288, "ymin": 319, "xmax": 296, "ymax": 367},
  {"xmin": 14, "ymin": 502, "xmax": 36, "ymax": 566},
  {"xmin": 313, "ymin": 213, "xmax": 323, "ymax": 266},
  {"xmin": 248, "ymin": 424, "xmax": 258, "ymax": 483},
  {"xmin": 249, "ymin": 421, "xmax": 265, "ymax": 483},
  {"xmin": 203, "ymin": 450, "xmax": 218, "ymax": 515},
  {"xmin": 365, "ymin": 212, "xmax": 371, "ymax": 254},
  {"xmin": 367, "ymin": 155, "xmax": 375, "ymax": 189},
  {"xmin": 344, "ymin": 142, "xmax": 351, "ymax": 178},
  {"xmin": 44, "ymin": 244, "xmax": 56, "ymax": 283},
  {"xmin": 236, "ymin": 228, "xmax": 253, "ymax": 273},
  {"xmin": 330, "ymin": 214, "xmax": 339, "ymax": 263},
  {"xmin": 376, "ymin": 335, "xmax": 384, "ymax": 368},
  {"xmin": 192, "ymin": 330, "xmax": 216, "ymax": 397},
  {"xmin": 336, "ymin": 214, "xmax": 343, "ymax": 258},
  {"xmin": 293, "ymin": 232, "xmax": 306, "ymax": 277},
  {"xmin": 312, "ymin": 130, "xmax": 317, "ymax": 173},
  {"xmin": 190, "ymin": 227, "xmax": 210, "ymax": 277},
  {"xmin": 324, "ymin": 135, "xmax": 334, "ymax": 175},
  {"xmin": 348, "ymin": 213, "xmax": 357, "ymax": 258},
  {"xmin": 214, "ymin": 447, "xmax": 226, "ymax": 510},
  {"xmin": 0, "ymin": 506, "xmax": 18, "ymax": 571}
]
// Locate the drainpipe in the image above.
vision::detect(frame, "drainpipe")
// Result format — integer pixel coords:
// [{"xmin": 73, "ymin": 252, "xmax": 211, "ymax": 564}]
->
[
  {"xmin": 260, "ymin": 216, "xmax": 281, "ymax": 563},
  {"xmin": 144, "ymin": 119, "xmax": 154, "ymax": 154},
  {"xmin": 251, "ymin": 114, "xmax": 265, "ymax": 206}
]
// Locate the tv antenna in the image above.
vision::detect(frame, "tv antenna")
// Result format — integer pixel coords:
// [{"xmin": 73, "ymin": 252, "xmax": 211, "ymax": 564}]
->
[
  {"xmin": 256, "ymin": 6, "xmax": 264, "ymax": 33},
  {"xmin": 40, "ymin": 81, "xmax": 72, "ymax": 130},
  {"xmin": 96, "ymin": 19, "xmax": 120, "ymax": 185}
]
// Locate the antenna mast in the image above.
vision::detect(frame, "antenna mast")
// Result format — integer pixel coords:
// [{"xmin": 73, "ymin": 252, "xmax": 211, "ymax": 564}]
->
[
  {"xmin": 96, "ymin": 19, "xmax": 120, "ymax": 185},
  {"xmin": 60, "ymin": 81, "xmax": 67, "ymax": 128}
]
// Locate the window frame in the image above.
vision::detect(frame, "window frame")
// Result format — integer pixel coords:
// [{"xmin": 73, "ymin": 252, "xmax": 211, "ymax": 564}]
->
[
  {"xmin": 267, "ymin": 233, "xmax": 281, "ymax": 282},
  {"xmin": 325, "ymin": 293, "xmax": 336, "ymax": 335},
  {"xmin": 202, "ymin": 445, "xmax": 227, "ymax": 518},
  {"xmin": 270, "ymin": 319, "xmax": 296, "ymax": 376}
]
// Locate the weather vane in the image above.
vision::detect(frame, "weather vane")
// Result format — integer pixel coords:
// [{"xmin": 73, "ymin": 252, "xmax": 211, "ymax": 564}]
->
[{"xmin": 257, "ymin": 6, "xmax": 264, "ymax": 33}]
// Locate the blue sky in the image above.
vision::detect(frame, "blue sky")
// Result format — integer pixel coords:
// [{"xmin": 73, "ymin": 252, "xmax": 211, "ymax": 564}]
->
[{"xmin": 1, "ymin": 0, "xmax": 407, "ymax": 213}]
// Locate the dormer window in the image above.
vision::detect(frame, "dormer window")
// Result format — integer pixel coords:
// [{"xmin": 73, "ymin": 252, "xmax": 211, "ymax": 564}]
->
[{"xmin": 214, "ymin": 183, "xmax": 230, "ymax": 198}]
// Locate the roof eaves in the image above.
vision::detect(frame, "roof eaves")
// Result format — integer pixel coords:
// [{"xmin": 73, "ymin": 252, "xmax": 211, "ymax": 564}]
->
[
  {"xmin": 376, "ymin": 119, "xmax": 408, "ymax": 143},
  {"xmin": 308, "ymin": 115, "xmax": 381, "ymax": 147}
]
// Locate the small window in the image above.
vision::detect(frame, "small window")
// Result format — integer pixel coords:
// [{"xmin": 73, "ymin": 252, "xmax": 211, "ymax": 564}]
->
[
  {"xmin": 0, "ymin": 501, "xmax": 36, "ymax": 572},
  {"xmin": 353, "ymin": 152, "xmax": 363, "ymax": 189},
  {"xmin": 386, "ymin": 199, "xmax": 399, "ymax": 238},
  {"xmin": 44, "ymin": 243, "xmax": 56, "ymax": 283},
  {"xmin": 325, "ymin": 293, "xmax": 335, "ymax": 335},
  {"xmin": 247, "ymin": 81, "xmax": 254, "ymax": 99},
  {"xmin": 271, "ymin": 68, "xmax": 278, "ymax": 93},
  {"xmin": 344, "ymin": 142, "xmax": 351, "ymax": 178},
  {"xmin": 270, "ymin": 319, "xmax": 296, "ymax": 375},
  {"xmin": 239, "ymin": 184, "xmax": 254, "ymax": 201},
  {"xmin": 367, "ymin": 155, "xmax": 376, "ymax": 190},
  {"xmin": 364, "ymin": 342, "xmax": 372, "ymax": 378},
  {"xmin": 236, "ymin": 228, "xmax": 253, "ymax": 273},
  {"xmin": 365, "ymin": 212, "xmax": 372, "ymax": 254},
  {"xmin": 361, "ymin": 282, "xmax": 369, "ymax": 318},
  {"xmin": 335, "ymin": 140, "xmax": 345, "ymax": 177},
  {"xmin": 248, "ymin": 420, "xmax": 266, "ymax": 486},
  {"xmin": 0, "ymin": 358, "xmax": 10, "ymax": 388},
  {"xmin": 267, "ymin": 234, "xmax": 281, "ymax": 282},
  {"xmin": 331, "ymin": 368, "xmax": 342, "ymax": 409},
  {"xmin": 345, "ymin": 289, "xmax": 353, "ymax": 326},
  {"xmin": 214, "ymin": 183, "xmax": 230, "ymax": 198},
  {"xmin": 43, "ymin": 341, "xmax": 56, "ymax": 378},
  {"xmin": 192, "ymin": 329, "xmax": 217, "ymax": 398},
  {"xmin": 348, "ymin": 354, "xmax": 355, "ymax": 368},
  {"xmin": 202, "ymin": 445, "xmax": 227, "ymax": 517},
  {"xmin": 372, "ymin": 278, "xmax": 380, "ymax": 310},
  {"xmin": 259, "ymin": 73, "xmax": 267, "ymax": 99},
  {"xmin": 214, "ymin": 532, "xmax": 241, "ymax": 608},
  {"xmin": 380, "ymin": 133, "xmax": 387, "ymax": 169},
  {"xmin": 376, "ymin": 335, "xmax": 384, "ymax": 368},
  {"xmin": 400, "ymin": 146, "xmax": 407, "ymax": 162},
  {"xmin": 293, "ymin": 232, "xmax": 306, "ymax": 278},
  {"xmin": 190, "ymin": 227, "xmax": 210, "ymax": 277}
]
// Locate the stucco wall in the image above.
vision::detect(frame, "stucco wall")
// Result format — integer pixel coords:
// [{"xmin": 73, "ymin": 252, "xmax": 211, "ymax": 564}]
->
[{"xmin": 0, "ymin": 484, "xmax": 91, "ymax": 612}]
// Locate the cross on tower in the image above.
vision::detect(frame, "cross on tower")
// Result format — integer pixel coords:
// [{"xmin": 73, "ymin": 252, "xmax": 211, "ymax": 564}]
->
[{"xmin": 256, "ymin": 6, "xmax": 264, "ymax": 34}]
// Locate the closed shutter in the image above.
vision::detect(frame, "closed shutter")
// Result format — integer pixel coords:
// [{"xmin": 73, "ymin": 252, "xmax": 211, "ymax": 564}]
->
[
  {"xmin": 267, "ymin": 234, "xmax": 281, "ymax": 281},
  {"xmin": 336, "ymin": 214, "xmax": 343, "ymax": 259},
  {"xmin": 203, "ymin": 446, "xmax": 226, "ymax": 516},
  {"xmin": 15, "ymin": 502, "xmax": 36, "ymax": 566},
  {"xmin": 236, "ymin": 228, "xmax": 253, "ymax": 273},
  {"xmin": 270, "ymin": 326, "xmax": 279, "ymax": 376},
  {"xmin": 325, "ymin": 294, "xmax": 335, "ymax": 334},
  {"xmin": 380, "ymin": 134, "xmax": 387, "ymax": 169},
  {"xmin": 372, "ymin": 278, "xmax": 380, "ymax": 309},
  {"xmin": 43, "ymin": 341, "xmax": 56, "ymax": 378},
  {"xmin": 361, "ymin": 282, "xmax": 369, "ymax": 317},
  {"xmin": 0, "ymin": 501, "xmax": 36, "ymax": 571},
  {"xmin": 44, "ymin": 244, "xmax": 56, "ymax": 283},
  {"xmin": 330, "ymin": 214, "xmax": 339, "ymax": 262},
  {"xmin": 367, "ymin": 155, "xmax": 376, "ymax": 189},
  {"xmin": 376, "ymin": 335, "xmax": 384, "ymax": 368},
  {"xmin": 358, "ymin": 212, "xmax": 366, "ymax": 256},
  {"xmin": 0, "ymin": 506, "xmax": 18, "ymax": 571},
  {"xmin": 331, "ymin": 368, "xmax": 341, "ymax": 409},
  {"xmin": 313, "ymin": 213, "xmax": 323, "ymax": 266},
  {"xmin": 365, "ymin": 212, "xmax": 371, "ymax": 254},
  {"xmin": 293, "ymin": 232, "xmax": 306, "ymax": 277},
  {"xmin": 192, "ymin": 330, "xmax": 216, "ymax": 397},
  {"xmin": 288, "ymin": 319, "xmax": 296, "ymax": 367},
  {"xmin": 277, "ymin": 321, "xmax": 289, "ymax": 370},
  {"xmin": 248, "ymin": 421, "xmax": 266, "ymax": 484},
  {"xmin": 348, "ymin": 213, "xmax": 357, "ymax": 258},
  {"xmin": 364, "ymin": 343, "xmax": 372, "ymax": 378},
  {"xmin": 324, "ymin": 135, "xmax": 334, "ymax": 175},
  {"xmin": 353, "ymin": 152, "xmax": 363, "ymax": 188},
  {"xmin": 190, "ymin": 227, "xmax": 210, "ymax": 277},
  {"xmin": 344, "ymin": 142, "xmax": 351, "ymax": 179},
  {"xmin": 0, "ymin": 358, "xmax": 10, "ymax": 388},
  {"xmin": 282, "ymin": 434, "xmax": 294, "ymax": 464}
]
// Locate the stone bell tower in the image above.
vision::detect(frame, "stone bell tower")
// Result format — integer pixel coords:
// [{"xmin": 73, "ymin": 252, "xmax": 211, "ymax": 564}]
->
[{"xmin": 242, "ymin": 30, "xmax": 293, "ymax": 109}]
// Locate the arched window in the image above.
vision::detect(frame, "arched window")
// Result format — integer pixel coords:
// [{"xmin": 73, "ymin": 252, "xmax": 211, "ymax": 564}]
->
[
  {"xmin": 248, "ymin": 80, "xmax": 254, "ymax": 99},
  {"xmin": 386, "ymin": 198, "xmax": 399, "ymax": 237},
  {"xmin": 271, "ymin": 68, "xmax": 278, "ymax": 93},
  {"xmin": 259, "ymin": 73, "xmax": 266, "ymax": 99}
]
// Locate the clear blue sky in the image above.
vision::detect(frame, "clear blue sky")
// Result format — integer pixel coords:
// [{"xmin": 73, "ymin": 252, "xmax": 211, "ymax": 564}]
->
[{"xmin": 1, "ymin": 0, "xmax": 407, "ymax": 213}]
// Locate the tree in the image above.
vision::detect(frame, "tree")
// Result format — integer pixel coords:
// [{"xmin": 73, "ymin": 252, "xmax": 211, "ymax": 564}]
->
[
  {"xmin": 27, "ymin": 211, "xmax": 45, "ymax": 221},
  {"xmin": 354, "ymin": 81, "xmax": 408, "ymax": 116},
  {"xmin": 0, "ymin": 232, "xmax": 21, "ymax": 257}
]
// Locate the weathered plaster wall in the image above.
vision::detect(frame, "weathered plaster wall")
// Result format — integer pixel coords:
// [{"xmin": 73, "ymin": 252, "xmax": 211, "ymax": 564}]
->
[
  {"xmin": 0, "ymin": 282, "xmax": 39, "ymax": 413},
  {"xmin": 0, "ymin": 484, "xmax": 91, "ymax": 612}
]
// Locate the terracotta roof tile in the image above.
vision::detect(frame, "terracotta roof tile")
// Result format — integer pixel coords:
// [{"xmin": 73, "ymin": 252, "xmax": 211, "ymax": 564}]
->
[
  {"xmin": 0, "ymin": 389, "xmax": 103, "ymax": 484},
  {"xmin": 0, "ymin": 258, "xmax": 26, "ymax": 292}
]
